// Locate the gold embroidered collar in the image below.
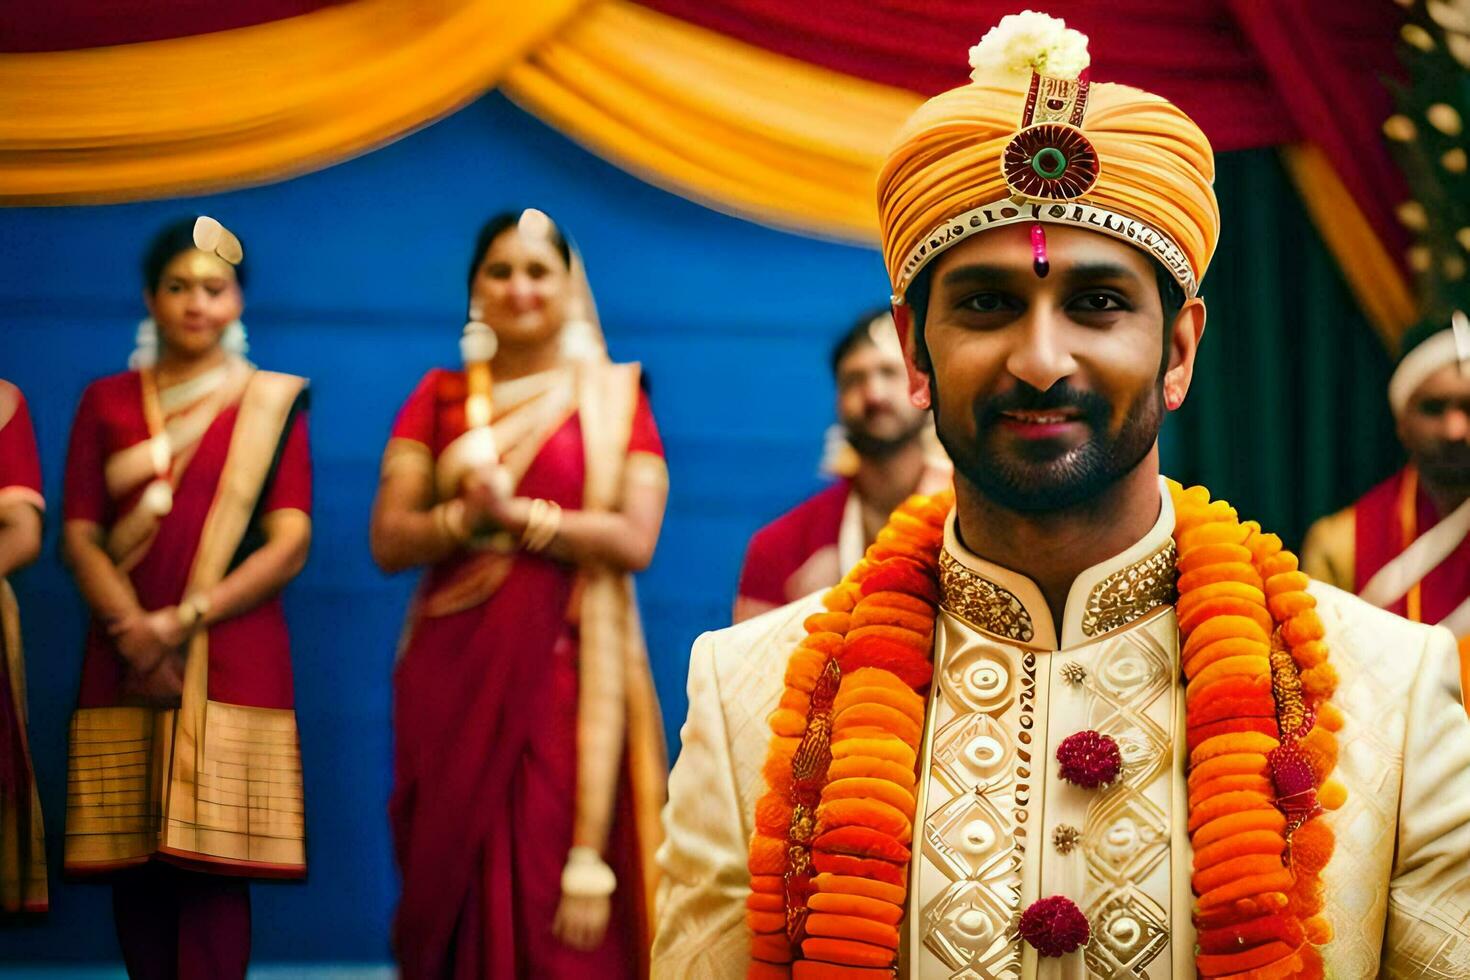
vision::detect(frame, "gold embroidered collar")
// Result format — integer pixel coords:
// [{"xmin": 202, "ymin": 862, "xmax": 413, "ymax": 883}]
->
[{"xmin": 938, "ymin": 478, "xmax": 1178, "ymax": 649}]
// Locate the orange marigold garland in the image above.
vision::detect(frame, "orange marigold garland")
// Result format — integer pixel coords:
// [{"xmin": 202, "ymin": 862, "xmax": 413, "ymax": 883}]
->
[
  {"xmin": 748, "ymin": 483, "xmax": 1344, "ymax": 979},
  {"xmin": 1171, "ymin": 481, "xmax": 1343, "ymax": 980},
  {"xmin": 746, "ymin": 492, "xmax": 949, "ymax": 979}
]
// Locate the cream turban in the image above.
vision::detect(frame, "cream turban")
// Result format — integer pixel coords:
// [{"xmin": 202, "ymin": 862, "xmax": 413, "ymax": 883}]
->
[
  {"xmin": 1389, "ymin": 312, "xmax": 1470, "ymax": 416},
  {"xmin": 878, "ymin": 11, "xmax": 1219, "ymax": 302}
]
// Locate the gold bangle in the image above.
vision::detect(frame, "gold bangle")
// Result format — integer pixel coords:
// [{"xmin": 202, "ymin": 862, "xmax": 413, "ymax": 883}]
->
[
  {"xmin": 177, "ymin": 592, "xmax": 212, "ymax": 633},
  {"xmin": 521, "ymin": 498, "xmax": 562, "ymax": 553},
  {"xmin": 538, "ymin": 500, "xmax": 563, "ymax": 551},
  {"xmin": 436, "ymin": 499, "xmax": 468, "ymax": 545},
  {"xmin": 523, "ymin": 498, "xmax": 548, "ymax": 552}
]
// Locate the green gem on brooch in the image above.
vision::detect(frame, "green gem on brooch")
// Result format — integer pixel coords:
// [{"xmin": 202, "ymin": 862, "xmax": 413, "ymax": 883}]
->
[
  {"xmin": 1003, "ymin": 123, "xmax": 1100, "ymax": 200},
  {"xmin": 1031, "ymin": 147, "xmax": 1069, "ymax": 179}
]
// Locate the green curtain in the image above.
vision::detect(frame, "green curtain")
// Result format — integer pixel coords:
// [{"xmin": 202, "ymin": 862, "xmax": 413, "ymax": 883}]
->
[{"xmin": 1162, "ymin": 148, "xmax": 1401, "ymax": 551}]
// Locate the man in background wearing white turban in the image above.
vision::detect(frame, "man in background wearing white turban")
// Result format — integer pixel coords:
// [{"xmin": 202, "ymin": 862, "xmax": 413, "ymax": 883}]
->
[{"xmin": 1303, "ymin": 313, "xmax": 1470, "ymax": 704}]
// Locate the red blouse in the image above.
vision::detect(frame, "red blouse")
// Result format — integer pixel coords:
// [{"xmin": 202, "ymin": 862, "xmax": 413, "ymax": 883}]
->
[{"xmin": 64, "ymin": 370, "xmax": 310, "ymax": 709}]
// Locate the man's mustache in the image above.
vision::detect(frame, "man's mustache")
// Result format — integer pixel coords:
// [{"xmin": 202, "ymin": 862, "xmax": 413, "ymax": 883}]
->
[{"xmin": 1421, "ymin": 442, "xmax": 1470, "ymax": 464}]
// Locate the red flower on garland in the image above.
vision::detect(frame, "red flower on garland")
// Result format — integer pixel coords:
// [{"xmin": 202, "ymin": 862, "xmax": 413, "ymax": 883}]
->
[
  {"xmin": 1056, "ymin": 730, "xmax": 1122, "ymax": 789},
  {"xmin": 1019, "ymin": 895, "xmax": 1090, "ymax": 956},
  {"xmin": 1268, "ymin": 742, "xmax": 1322, "ymax": 829}
]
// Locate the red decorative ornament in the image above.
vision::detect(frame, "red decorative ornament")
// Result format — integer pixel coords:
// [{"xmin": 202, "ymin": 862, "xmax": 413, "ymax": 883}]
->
[
  {"xmin": 1019, "ymin": 895, "xmax": 1090, "ymax": 957},
  {"xmin": 1002, "ymin": 123, "xmax": 1100, "ymax": 201},
  {"xmin": 1056, "ymin": 730, "xmax": 1122, "ymax": 788},
  {"xmin": 1268, "ymin": 741, "xmax": 1322, "ymax": 832},
  {"xmin": 1030, "ymin": 222, "xmax": 1050, "ymax": 279}
]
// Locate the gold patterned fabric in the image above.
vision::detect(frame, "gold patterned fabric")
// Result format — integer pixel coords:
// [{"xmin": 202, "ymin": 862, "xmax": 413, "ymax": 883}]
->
[
  {"xmin": 910, "ymin": 491, "xmax": 1186, "ymax": 978},
  {"xmin": 66, "ymin": 702, "xmax": 305, "ymax": 871},
  {"xmin": 1080, "ymin": 544, "xmax": 1176, "ymax": 638},
  {"xmin": 651, "ymin": 481, "xmax": 1470, "ymax": 978},
  {"xmin": 0, "ymin": 580, "xmax": 46, "ymax": 912},
  {"xmin": 939, "ymin": 550, "xmax": 1034, "ymax": 643}
]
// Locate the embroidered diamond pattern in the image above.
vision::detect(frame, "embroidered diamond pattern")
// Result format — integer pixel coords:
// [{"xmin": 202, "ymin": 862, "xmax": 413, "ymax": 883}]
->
[
  {"xmin": 921, "ymin": 879, "xmax": 1023, "ymax": 977},
  {"xmin": 932, "ymin": 712, "xmax": 1017, "ymax": 796},
  {"xmin": 1084, "ymin": 887, "xmax": 1169, "ymax": 977},
  {"xmin": 1083, "ymin": 792, "xmax": 1169, "ymax": 884},
  {"xmin": 924, "ymin": 790, "xmax": 1020, "ymax": 884}
]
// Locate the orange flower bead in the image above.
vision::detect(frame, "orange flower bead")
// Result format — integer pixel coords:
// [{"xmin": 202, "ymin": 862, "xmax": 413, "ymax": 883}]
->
[
  {"xmin": 1178, "ymin": 563, "xmax": 1265, "ymax": 595},
  {"xmin": 1192, "ymin": 829, "xmax": 1287, "ymax": 873},
  {"xmin": 815, "ymin": 797, "xmax": 913, "ymax": 843},
  {"xmin": 832, "ymin": 685, "xmax": 925, "ymax": 729},
  {"xmin": 813, "ymin": 826, "xmax": 911, "ymax": 864},
  {"xmin": 799, "ymin": 937, "xmax": 895, "ymax": 968},
  {"xmin": 830, "ymin": 736, "xmax": 916, "ymax": 769},
  {"xmin": 1184, "ymin": 611, "xmax": 1270, "ymax": 653},
  {"xmin": 752, "ymin": 933, "xmax": 795, "ymax": 963},
  {"xmin": 748, "ymin": 834, "xmax": 788, "ymax": 875},
  {"xmin": 1184, "ymin": 636, "xmax": 1273, "ymax": 677},
  {"xmin": 813, "ymin": 873, "xmax": 906, "ymax": 906},
  {"xmin": 1179, "ymin": 542, "xmax": 1255, "ymax": 572},
  {"xmin": 806, "ymin": 891, "xmax": 903, "ymax": 925}
]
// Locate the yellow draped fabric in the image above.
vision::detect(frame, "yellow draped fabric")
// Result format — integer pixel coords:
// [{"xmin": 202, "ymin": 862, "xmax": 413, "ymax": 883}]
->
[
  {"xmin": 501, "ymin": 1, "xmax": 920, "ymax": 242},
  {"xmin": 0, "ymin": 0, "xmax": 586, "ymax": 202},
  {"xmin": 0, "ymin": 0, "xmax": 1415, "ymax": 344},
  {"xmin": 1280, "ymin": 143, "xmax": 1418, "ymax": 349},
  {"xmin": 505, "ymin": 2, "xmax": 1410, "ymax": 342}
]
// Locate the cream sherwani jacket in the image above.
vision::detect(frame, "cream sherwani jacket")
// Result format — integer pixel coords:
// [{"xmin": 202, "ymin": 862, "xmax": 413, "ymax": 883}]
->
[{"xmin": 652, "ymin": 487, "xmax": 1470, "ymax": 979}]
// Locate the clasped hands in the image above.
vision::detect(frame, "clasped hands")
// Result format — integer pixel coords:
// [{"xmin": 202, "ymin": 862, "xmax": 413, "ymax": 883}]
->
[
  {"xmin": 108, "ymin": 605, "xmax": 193, "ymax": 702},
  {"xmin": 456, "ymin": 462, "xmax": 528, "ymax": 539}
]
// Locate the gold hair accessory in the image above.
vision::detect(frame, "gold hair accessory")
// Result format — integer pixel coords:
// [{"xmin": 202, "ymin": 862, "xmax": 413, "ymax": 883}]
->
[
  {"xmin": 192, "ymin": 215, "xmax": 244, "ymax": 265},
  {"xmin": 516, "ymin": 207, "xmax": 554, "ymax": 242}
]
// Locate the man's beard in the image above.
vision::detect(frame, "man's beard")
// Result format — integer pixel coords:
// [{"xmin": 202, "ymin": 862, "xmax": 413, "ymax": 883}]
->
[
  {"xmin": 935, "ymin": 377, "xmax": 1163, "ymax": 513},
  {"xmin": 844, "ymin": 411, "xmax": 929, "ymax": 461},
  {"xmin": 1415, "ymin": 442, "xmax": 1470, "ymax": 491}
]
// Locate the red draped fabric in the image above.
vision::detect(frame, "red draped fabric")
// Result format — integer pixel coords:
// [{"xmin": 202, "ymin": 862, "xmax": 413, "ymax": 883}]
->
[
  {"xmin": 0, "ymin": 380, "xmax": 46, "ymax": 915},
  {"xmin": 389, "ymin": 368, "xmax": 662, "ymax": 979},
  {"xmin": 1226, "ymin": 0, "xmax": 1412, "ymax": 287},
  {"xmin": 0, "ymin": 384, "xmax": 42, "ymax": 506},
  {"xmin": 2, "ymin": 0, "xmax": 1412, "ymax": 284},
  {"xmin": 0, "ymin": 1, "xmax": 346, "ymax": 53},
  {"xmin": 635, "ymin": 0, "xmax": 1410, "ymax": 260},
  {"xmin": 737, "ymin": 480, "xmax": 850, "ymax": 613},
  {"xmin": 64, "ymin": 371, "xmax": 312, "ymax": 710},
  {"xmin": 0, "ymin": 381, "xmax": 42, "ymax": 803}
]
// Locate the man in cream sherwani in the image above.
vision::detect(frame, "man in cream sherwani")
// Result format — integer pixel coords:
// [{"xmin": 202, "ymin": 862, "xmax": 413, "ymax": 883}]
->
[{"xmin": 652, "ymin": 11, "xmax": 1470, "ymax": 980}]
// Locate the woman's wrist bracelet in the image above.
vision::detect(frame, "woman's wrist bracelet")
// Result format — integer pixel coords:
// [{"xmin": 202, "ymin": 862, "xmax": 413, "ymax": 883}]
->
[
  {"xmin": 522, "ymin": 498, "xmax": 562, "ymax": 553},
  {"xmin": 560, "ymin": 845, "xmax": 616, "ymax": 898}
]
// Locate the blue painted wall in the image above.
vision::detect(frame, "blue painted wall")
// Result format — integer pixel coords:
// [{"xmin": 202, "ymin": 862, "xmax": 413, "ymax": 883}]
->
[
  {"xmin": 0, "ymin": 91, "xmax": 888, "ymax": 963},
  {"xmin": 0, "ymin": 91, "xmax": 1395, "ymax": 963}
]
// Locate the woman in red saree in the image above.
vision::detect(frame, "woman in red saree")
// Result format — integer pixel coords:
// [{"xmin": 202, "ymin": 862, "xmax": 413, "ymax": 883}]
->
[
  {"xmin": 0, "ymin": 379, "xmax": 47, "ymax": 916},
  {"xmin": 61, "ymin": 217, "xmax": 312, "ymax": 980},
  {"xmin": 374, "ymin": 210, "xmax": 669, "ymax": 979}
]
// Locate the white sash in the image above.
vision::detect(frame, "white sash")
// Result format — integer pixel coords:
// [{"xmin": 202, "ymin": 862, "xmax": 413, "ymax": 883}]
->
[
  {"xmin": 837, "ymin": 484, "xmax": 865, "ymax": 576},
  {"xmin": 1359, "ymin": 496, "xmax": 1470, "ymax": 629}
]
